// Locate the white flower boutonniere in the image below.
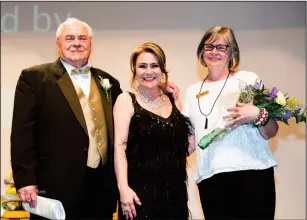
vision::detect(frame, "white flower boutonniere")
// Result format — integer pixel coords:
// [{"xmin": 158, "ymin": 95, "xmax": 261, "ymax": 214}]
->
[{"xmin": 98, "ymin": 76, "xmax": 112, "ymax": 99}]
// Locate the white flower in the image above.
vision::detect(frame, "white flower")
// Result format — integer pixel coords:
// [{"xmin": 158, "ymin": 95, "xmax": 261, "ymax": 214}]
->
[
  {"xmin": 275, "ymin": 91, "xmax": 286, "ymax": 106},
  {"xmin": 98, "ymin": 76, "xmax": 112, "ymax": 98},
  {"xmin": 102, "ymin": 78, "xmax": 112, "ymax": 90}
]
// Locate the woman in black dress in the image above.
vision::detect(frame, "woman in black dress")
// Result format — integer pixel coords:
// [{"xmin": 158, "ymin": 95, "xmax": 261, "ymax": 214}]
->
[{"xmin": 113, "ymin": 42, "xmax": 195, "ymax": 220}]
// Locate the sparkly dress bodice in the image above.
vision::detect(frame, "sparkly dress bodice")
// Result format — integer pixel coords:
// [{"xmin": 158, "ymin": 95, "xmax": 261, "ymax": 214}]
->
[{"xmin": 118, "ymin": 92, "xmax": 193, "ymax": 220}]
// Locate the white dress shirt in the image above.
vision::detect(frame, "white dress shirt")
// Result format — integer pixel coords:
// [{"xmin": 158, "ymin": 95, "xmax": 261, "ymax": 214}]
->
[{"xmin": 60, "ymin": 59, "xmax": 92, "ymax": 98}]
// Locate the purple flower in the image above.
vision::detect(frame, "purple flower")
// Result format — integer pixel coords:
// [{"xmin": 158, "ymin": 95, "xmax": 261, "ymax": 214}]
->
[
  {"xmin": 275, "ymin": 111, "xmax": 292, "ymax": 122},
  {"xmin": 295, "ymin": 105, "xmax": 302, "ymax": 111},
  {"xmin": 266, "ymin": 87, "xmax": 279, "ymax": 100},
  {"xmin": 282, "ymin": 111, "xmax": 292, "ymax": 121},
  {"xmin": 254, "ymin": 79, "xmax": 263, "ymax": 90}
]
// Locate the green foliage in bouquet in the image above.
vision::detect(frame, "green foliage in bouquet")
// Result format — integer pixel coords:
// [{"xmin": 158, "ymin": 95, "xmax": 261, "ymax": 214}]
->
[{"xmin": 238, "ymin": 79, "xmax": 306, "ymax": 125}]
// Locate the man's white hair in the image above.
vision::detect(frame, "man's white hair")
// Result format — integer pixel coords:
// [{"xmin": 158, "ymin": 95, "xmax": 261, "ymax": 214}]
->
[{"xmin": 55, "ymin": 17, "xmax": 93, "ymax": 39}]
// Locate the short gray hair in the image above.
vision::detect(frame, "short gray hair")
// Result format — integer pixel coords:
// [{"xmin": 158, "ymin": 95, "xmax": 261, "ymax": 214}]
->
[
  {"xmin": 55, "ymin": 17, "xmax": 93, "ymax": 40},
  {"xmin": 196, "ymin": 26, "xmax": 240, "ymax": 72}
]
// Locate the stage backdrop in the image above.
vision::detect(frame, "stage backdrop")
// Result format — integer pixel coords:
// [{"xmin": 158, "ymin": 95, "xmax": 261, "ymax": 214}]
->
[{"xmin": 1, "ymin": 2, "xmax": 306, "ymax": 219}]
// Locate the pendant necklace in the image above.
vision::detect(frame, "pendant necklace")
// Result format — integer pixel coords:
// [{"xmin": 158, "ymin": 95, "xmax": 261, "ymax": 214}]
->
[{"xmin": 197, "ymin": 72, "xmax": 231, "ymax": 129}]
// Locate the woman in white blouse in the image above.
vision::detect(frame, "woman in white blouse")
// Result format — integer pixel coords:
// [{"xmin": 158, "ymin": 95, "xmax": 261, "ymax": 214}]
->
[{"xmin": 182, "ymin": 26, "xmax": 278, "ymax": 220}]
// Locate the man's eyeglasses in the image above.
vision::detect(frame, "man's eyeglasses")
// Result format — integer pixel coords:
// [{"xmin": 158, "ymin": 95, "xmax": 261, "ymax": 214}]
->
[{"xmin": 204, "ymin": 44, "xmax": 229, "ymax": 52}]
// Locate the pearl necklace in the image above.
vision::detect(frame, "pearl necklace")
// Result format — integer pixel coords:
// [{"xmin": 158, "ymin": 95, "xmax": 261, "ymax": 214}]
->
[{"xmin": 137, "ymin": 86, "xmax": 165, "ymax": 109}]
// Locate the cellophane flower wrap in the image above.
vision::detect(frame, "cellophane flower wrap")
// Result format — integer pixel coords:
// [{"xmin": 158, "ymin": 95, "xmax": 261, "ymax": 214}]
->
[{"xmin": 198, "ymin": 79, "xmax": 306, "ymax": 150}]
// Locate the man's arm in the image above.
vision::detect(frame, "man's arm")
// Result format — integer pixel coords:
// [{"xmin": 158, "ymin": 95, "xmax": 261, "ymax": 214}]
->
[{"xmin": 11, "ymin": 69, "xmax": 39, "ymax": 207}]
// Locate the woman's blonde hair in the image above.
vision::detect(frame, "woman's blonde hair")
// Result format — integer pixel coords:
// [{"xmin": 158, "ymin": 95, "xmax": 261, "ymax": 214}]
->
[
  {"xmin": 130, "ymin": 42, "xmax": 168, "ymax": 88},
  {"xmin": 196, "ymin": 26, "xmax": 240, "ymax": 72}
]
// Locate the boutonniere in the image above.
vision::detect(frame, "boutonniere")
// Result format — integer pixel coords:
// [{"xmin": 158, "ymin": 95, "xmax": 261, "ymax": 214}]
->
[{"xmin": 97, "ymin": 76, "xmax": 112, "ymax": 99}]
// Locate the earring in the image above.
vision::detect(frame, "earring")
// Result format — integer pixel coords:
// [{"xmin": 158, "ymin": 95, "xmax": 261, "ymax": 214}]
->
[{"xmin": 160, "ymin": 74, "xmax": 165, "ymax": 84}]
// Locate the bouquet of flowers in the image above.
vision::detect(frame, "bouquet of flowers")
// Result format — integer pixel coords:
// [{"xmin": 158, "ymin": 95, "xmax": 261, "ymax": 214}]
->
[{"xmin": 198, "ymin": 79, "xmax": 306, "ymax": 150}]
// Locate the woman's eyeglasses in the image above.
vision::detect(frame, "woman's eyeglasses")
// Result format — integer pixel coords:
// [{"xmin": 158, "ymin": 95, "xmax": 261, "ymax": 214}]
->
[{"xmin": 204, "ymin": 44, "xmax": 229, "ymax": 52}]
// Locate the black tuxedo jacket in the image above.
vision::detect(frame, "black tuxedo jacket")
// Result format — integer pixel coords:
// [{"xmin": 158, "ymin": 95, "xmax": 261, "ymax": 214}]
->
[{"xmin": 10, "ymin": 58, "xmax": 122, "ymax": 213}]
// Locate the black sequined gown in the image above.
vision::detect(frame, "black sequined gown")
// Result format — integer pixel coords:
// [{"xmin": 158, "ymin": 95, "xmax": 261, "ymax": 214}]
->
[{"xmin": 118, "ymin": 92, "xmax": 193, "ymax": 220}]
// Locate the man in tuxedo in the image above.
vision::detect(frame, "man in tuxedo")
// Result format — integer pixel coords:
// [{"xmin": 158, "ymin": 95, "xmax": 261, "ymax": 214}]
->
[{"xmin": 10, "ymin": 18, "xmax": 122, "ymax": 219}]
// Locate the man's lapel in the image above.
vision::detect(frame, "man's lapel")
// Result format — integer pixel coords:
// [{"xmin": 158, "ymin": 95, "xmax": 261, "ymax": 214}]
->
[
  {"xmin": 91, "ymin": 69, "xmax": 114, "ymax": 144},
  {"xmin": 53, "ymin": 58, "xmax": 88, "ymax": 136}
]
